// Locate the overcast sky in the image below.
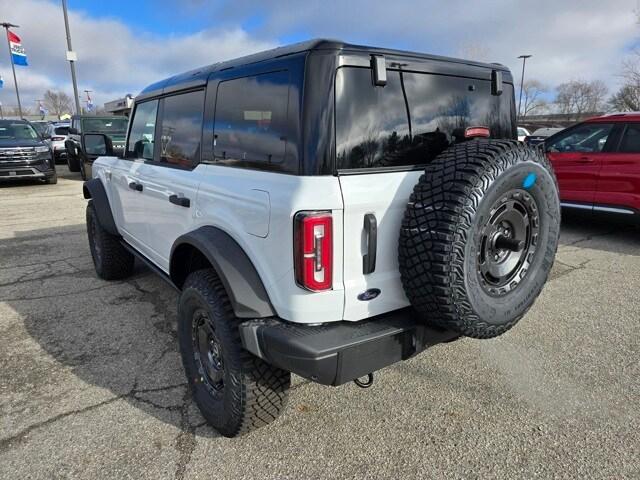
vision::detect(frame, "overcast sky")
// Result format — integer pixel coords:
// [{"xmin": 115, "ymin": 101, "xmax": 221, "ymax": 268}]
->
[{"xmin": 0, "ymin": 0, "xmax": 638, "ymax": 112}]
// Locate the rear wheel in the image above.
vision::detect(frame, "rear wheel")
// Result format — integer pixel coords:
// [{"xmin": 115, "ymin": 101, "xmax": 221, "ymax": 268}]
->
[
  {"xmin": 399, "ymin": 140, "xmax": 560, "ymax": 338},
  {"xmin": 79, "ymin": 154, "xmax": 88, "ymax": 180},
  {"xmin": 178, "ymin": 269, "xmax": 290, "ymax": 437},
  {"xmin": 67, "ymin": 153, "xmax": 80, "ymax": 172}
]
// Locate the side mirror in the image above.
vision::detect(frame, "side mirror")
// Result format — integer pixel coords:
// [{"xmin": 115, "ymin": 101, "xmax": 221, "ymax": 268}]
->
[
  {"xmin": 83, "ymin": 133, "xmax": 114, "ymax": 157},
  {"xmin": 68, "ymin": 127, "xmax": 78, "ymax": 134},
  {"xmin": 41, "ymin": 132, "xmax": 51, "ymax": 140}
]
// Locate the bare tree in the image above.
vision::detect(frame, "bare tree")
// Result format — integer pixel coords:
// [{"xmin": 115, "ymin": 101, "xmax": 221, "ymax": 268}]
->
[
  {"xmin": 5, "ymin": 106, "xmax": 32, "ymax": 117},
  {"xmin": 520, "ymin": 80, "xmax": 548, "ymax": 116},
  {"xmin": 609, "ymin": 84, "xmax": 640, "ymax": 111},
  {"xmin": 608, "ymin": 48, "xmax": 640, "ymax": 112},
  {"xmin": 43, "ymin": 90, "xmax": 73, "ymax": 119},
  {"xmin": 555, "ymin": 80, "xmax": 608, "ymax": 120}
]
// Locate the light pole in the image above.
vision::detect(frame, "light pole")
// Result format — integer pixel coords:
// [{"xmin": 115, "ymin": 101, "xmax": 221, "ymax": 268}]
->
[
  {"xmin": 517, "ymin": 54, "xmax": 532, "ymax": 120},
  {"xmin": 1, "ymin": 22, "xmax": 22, "ymax": 118},
  {"xmin": 61, "ymin": 0, "xmax": 81, "ymax": 115}
]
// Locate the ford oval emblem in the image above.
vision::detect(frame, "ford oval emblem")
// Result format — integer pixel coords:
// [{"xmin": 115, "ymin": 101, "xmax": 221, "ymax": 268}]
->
[{"xmin": 357, "ymin": 288, "xmax": 381, "ymax": 301}]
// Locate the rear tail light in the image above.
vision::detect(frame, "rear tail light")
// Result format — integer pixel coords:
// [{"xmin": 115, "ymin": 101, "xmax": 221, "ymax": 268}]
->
[
  {"xmin": 294, "ymin": 211, "xmax": 333, "ymax": 291},
  {"xmin": 465, "ymin": 126, "xmax": 490, "ymax": 138}
]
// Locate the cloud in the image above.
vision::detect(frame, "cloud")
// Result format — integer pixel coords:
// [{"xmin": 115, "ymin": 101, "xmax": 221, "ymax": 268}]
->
[
  {"xmin": 204, "ymin": 0, "xmax": 639, "ymax": 89},
  {"xmin": 0, "ymin": 0, "xmax": 274, "ymax": 111},
  {"xmin": 0, "ymin": 0, "xmax": 637, "ymax": 113}
]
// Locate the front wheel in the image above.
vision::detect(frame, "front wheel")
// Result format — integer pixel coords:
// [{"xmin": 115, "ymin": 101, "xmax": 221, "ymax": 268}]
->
[
  {"xmin": 178, "ymin": 269, "xmax": 290, "ymax": 437},
  {"xmin": 86, "ymin": 201, "xmax": 134, "ymax": 280},
  {"xmin": 399, "ymin": 140, "xmax": 560, "ymax": 339}
]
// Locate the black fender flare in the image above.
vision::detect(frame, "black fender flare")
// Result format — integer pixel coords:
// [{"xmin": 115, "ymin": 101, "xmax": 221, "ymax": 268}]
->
[
  {"xmin": 82, "ymin": 178, "xmax": 118, "ymax": 236},
  {"xmin": 170, "ymin": 226, "xmax": 276, "ymax": 319}
]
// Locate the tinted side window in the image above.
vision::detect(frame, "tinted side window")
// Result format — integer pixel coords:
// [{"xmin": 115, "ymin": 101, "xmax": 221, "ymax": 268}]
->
[
  {"xmin": 547, "ymin": 123, "xmax": 613, "ymax": 153},
  {"xmin": 158, "ymin": 90, "xmax": 205, "ymax": 168},
  {"xmin": 126, "ymin": 100, "xmax": 158, "ymax": 160},
  {"xmin": 619, "ymin": 123, "xmax": 640, "ymax": 153},
  {"xmin": 214, "ymin": 71, "xmax": 289, "ymax": 169},
  {"xmin": 335, "ymin": 67, "xmax": 515, "ymax": 170}
]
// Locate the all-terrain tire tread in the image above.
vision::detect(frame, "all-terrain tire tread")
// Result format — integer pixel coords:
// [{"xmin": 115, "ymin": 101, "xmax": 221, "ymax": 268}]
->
[
  {"xmin": 182, "ymin": 269, "xmax": 290, "ymax": 437},
  {"xmin": 398, "ymin": 139, "xmax": 559, "ymax": 338},
  {"xmin": 86, "ymin": 201, "xmax": 134, "ymax": 280}
]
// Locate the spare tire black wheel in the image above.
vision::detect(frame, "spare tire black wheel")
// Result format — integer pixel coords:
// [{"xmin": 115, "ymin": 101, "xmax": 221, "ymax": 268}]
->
[{"xmin": 399, "ymin": 139, "xmax": 560, "ymax": 339}]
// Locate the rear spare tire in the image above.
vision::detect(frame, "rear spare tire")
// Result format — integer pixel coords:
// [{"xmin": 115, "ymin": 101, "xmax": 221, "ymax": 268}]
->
[{"xmin": 399, "ymin": 140, "xmax": 560, "ymax": 339}]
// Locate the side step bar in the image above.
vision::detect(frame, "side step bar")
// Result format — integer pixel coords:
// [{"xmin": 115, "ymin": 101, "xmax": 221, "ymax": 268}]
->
[{"xmin": 239, "ymin": 308, "xmax": 458, "ymax": 386}]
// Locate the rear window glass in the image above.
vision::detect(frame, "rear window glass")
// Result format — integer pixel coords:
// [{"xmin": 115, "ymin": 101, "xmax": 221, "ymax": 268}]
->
[
  {"xmin": 213, "ymin": 71, "xmax": 290, "ymax": 170},
  {"xmin": 335, "ymin": 67, "xmax": 515, "ymax": 170},
  {"xmin": 54, "ymin": 126, "xmax": 69, "ymax": 135},
  {"xmin": 82, "ymin": 118, "xmax": 128, "ymax": 133}
]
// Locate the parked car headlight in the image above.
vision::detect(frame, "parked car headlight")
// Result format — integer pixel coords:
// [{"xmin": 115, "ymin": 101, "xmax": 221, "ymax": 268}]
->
[{"xmin": 35, "ymin": 146, "xmax": 49, "ymax": 153}]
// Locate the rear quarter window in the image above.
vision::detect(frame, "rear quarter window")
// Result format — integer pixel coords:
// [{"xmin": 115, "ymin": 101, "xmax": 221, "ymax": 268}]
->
[
  {"xmin": 213, "ymin": 71, "xmax": 294, "ymax": 173},
  {"xmin": 335, "ymin": 67, "xmax": 515, "ymax": 171}
]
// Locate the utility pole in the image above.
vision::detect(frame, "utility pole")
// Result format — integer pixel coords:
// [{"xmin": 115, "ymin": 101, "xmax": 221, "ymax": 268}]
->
[
  {"xmin": 1, "ymin": 22, "xmax": 22, "ymax": 118},
  {"xmin": 61, "ymin": 0, "xmax": 81, "ymax": 115},
  {"xmin": 517, "ymin": 54, "xmax": 532, "ymax": 120},
  {"xmin": 0, "ymin": 102, "xmax": 3, "ymax": 119}
]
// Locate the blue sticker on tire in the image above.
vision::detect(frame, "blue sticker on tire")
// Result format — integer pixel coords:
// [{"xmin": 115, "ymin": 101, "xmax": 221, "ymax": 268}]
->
[{"xmin": 523, "ymin": 172, "xmax": 536, "ymax": 189}]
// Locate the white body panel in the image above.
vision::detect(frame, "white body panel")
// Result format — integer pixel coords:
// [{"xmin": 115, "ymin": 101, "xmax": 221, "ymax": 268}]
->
[
  {"xmin": 193, "ymin": 165, "xmax": 345, "ymax": 324},
  {"xmin": 339, "ymin": 171, "xmax": 419, "ymax": 320},
  {"xmin": 93, "ymin": 158, "xmax": 347, "ymax": 325},
  {"xmin": 136, "ymin": 163, "xmax": 200, "ymax": 269}
]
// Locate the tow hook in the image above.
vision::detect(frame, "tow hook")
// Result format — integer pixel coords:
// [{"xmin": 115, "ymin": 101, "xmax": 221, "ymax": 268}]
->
[{"xmin": 353, "ymin": 373, "xmax": 374, "ymax": 388}]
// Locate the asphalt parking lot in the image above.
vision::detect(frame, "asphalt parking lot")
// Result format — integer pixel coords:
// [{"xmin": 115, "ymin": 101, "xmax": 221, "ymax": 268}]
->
[{"xmin": 0, "ymin": 166, "xmax": 639, "ymax": 479}]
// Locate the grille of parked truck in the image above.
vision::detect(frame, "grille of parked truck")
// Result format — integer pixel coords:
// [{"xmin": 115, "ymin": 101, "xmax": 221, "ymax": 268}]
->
[{"xmin": 81, "ymin": 39, "xmax": 560, "ymax": 437}]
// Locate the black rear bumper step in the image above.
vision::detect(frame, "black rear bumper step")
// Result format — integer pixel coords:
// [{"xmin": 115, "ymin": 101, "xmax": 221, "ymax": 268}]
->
[{"xmin": 239, "ymin": 308, "xmax": 458, "ymax": 386}]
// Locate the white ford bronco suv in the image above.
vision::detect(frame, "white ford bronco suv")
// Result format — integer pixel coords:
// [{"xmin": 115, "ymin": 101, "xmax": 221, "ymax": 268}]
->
[{"xmin": 82, "ymin": 40, "xmax": 560, "ymax": 437}]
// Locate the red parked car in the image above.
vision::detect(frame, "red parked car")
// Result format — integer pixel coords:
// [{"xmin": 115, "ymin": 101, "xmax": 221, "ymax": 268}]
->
[{"xmin": 545, "ymin": 113, "xmax": 640, "ymax": 221}]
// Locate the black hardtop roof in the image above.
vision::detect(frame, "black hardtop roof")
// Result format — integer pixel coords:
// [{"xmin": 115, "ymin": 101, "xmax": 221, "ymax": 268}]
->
[{"xmin": 138, "ymin": 38, "xmax": 510, "ymax": 99}]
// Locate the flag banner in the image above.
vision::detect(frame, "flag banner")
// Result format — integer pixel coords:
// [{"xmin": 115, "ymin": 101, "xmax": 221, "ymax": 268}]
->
[
  {"xmin": 0, "ymin": 75, "xmax": 3, "ymax": 89},
  {"xmin": 8, "ymin": 31, "xmax": 28, "ymax": 66}
]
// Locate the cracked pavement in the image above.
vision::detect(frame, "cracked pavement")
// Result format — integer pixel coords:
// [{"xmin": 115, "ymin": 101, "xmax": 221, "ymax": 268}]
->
[{"xmin": 1, "ymin": 167, "xmax": 639, "ymax": 479}]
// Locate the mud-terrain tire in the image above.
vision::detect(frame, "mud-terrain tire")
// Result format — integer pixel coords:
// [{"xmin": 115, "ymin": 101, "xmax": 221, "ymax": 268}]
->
[
  {"xmin": 86, "ymin": 201, "xmax": 134, "ymax": 280},
  {"xmin": 178, "ymin": 269, "xmax": 291, "ymax": 437},
  {"xmin": 399, "ymin": 140, "xmax": 560, "ymax": 339}
]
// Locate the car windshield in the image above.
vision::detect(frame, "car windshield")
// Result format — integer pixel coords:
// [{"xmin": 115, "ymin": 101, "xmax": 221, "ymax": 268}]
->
[
  {"xmin": 82, "ymin": 118, "xmax": 127, "ymax": 133},
  {"xmin": 30, "ymin": 122, "xmax": 48, "ymax": 136},
  {"xmin": 0, "ymin": 121, "xmax": 39, "ymax": 140}
]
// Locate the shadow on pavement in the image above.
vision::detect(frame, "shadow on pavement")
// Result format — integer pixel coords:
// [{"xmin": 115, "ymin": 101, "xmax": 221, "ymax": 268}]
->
[{"xmin": 0, "ymin": 223, "xmax": 219, "ymax": 441}]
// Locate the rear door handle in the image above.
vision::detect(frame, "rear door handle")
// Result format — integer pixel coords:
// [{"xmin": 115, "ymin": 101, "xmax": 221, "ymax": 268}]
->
[
  {"xmin": 578, "ymin": 156, "xmax": 594, "ymax": 163},
  {"xmin": 128, "ymin": 181, "xmax": 143, "ymax": 191},
  {"xmin": 169, "ymin": 194, "xmax": 190, "ymax": 208},
  {"xmin": 363, "ymin": 213, "xmax": 377, "ymax": 274}
]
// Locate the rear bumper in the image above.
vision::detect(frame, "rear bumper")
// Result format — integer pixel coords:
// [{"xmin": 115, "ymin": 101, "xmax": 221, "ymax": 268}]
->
[{"xmin": 239, "ymin": 308, "xmax": 458, "ymax": 386}]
